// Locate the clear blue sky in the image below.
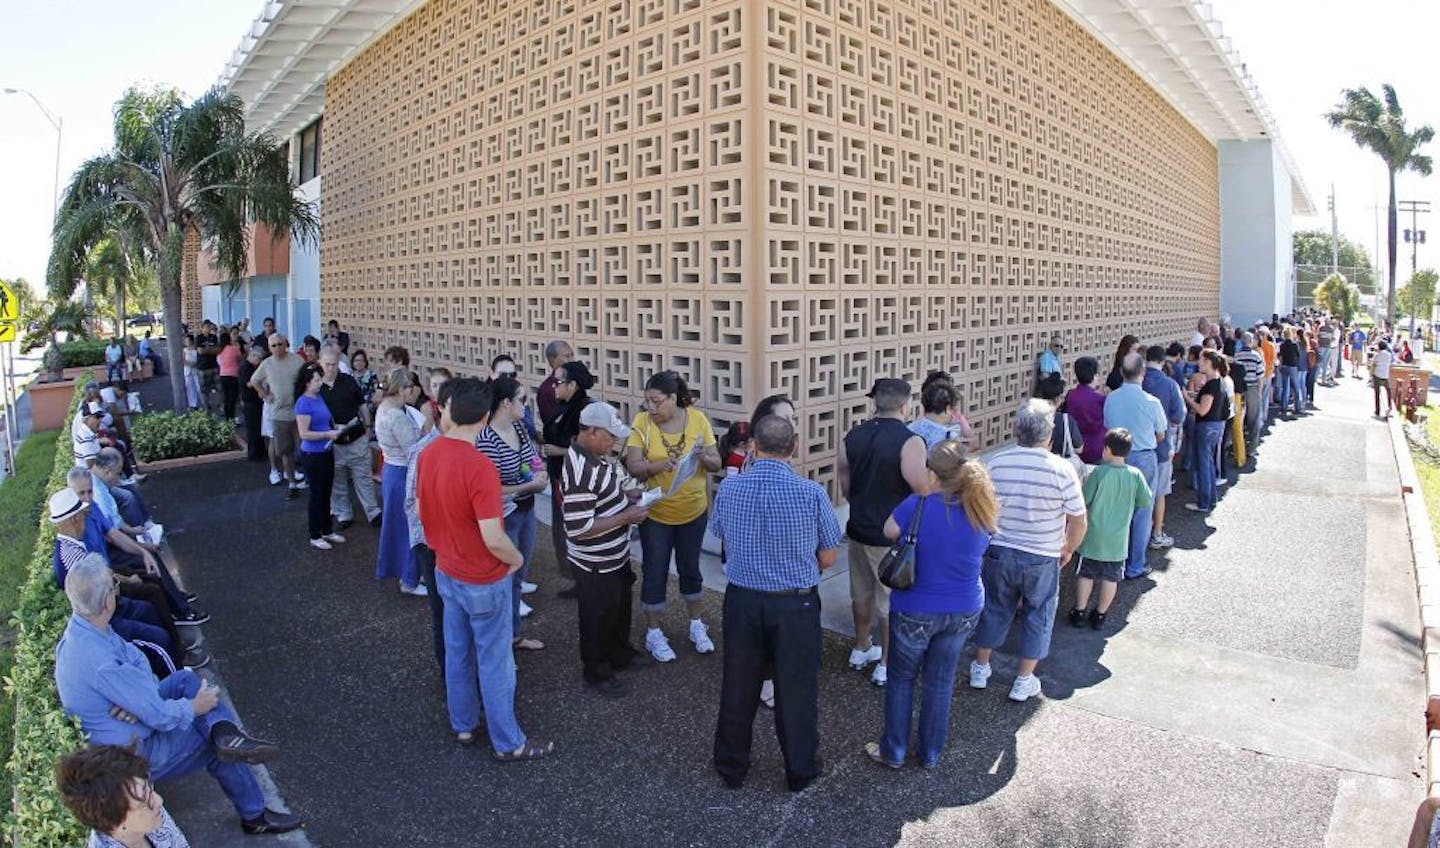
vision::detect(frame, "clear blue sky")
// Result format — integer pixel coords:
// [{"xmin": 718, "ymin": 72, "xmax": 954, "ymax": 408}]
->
[{"xmin": 1, "ymin": 0, "xmax": 1436, "ymax": 298}]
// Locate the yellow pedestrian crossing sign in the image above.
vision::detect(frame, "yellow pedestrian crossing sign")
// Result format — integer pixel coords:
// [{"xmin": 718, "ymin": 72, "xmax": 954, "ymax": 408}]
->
[
  {"xmin": 0, "ymin": 324, "xmax": 14, "ymax": 343},
  {"xmin": 0, "ymin": 280, "xmax": 15, "ymax": 322}
]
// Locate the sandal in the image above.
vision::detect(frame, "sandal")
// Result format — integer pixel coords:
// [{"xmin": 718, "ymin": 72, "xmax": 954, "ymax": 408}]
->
[
  {"xmin": 512, "ymin": 637, "xmax": 545, "ymax": 651},
  {"xmin": 494, "ymin": 739, "xmax": 554, "ymax": 762}
]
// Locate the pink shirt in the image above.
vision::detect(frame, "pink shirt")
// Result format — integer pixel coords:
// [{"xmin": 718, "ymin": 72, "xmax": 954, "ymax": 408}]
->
[{"xmin": 217, "ymin": 345, "xmax": 241, "ymax": 377}]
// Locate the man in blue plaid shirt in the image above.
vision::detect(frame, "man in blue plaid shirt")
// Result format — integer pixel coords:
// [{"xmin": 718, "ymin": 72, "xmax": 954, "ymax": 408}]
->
[{"xmin": 709, "ymin": 414, "xmax": 841, "ymax": 792}]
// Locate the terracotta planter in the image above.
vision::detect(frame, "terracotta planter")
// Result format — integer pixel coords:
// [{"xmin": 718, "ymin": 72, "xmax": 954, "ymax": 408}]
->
[
  {"xmin": 27, "ymin": 379, "xmax": 80, "ymax": 432},
  {"xmin": 61, "ymin": 365, "xmax": 102, "ymax": 382},
  {"xmin": 138, "ymin": 448, "xmax": 245, "ymax": 473}
]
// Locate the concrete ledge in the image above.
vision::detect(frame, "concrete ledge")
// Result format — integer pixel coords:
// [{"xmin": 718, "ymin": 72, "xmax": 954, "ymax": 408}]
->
[
  {"xmin": 1390, "ymin": 414, "xmax": 1440, "ymax": 794},
  {"xmin": 138, "ymin": 448, "xmax": 245, "ymax": 473}
]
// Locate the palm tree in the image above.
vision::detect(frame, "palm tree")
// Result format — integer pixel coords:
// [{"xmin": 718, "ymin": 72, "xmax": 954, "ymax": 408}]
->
[
  {"xmin": 47, "ymin": 85, "xmax": 317, "ymax": 409},
  {"xmin": 84, "ymin": 237, "xmax": 148, "ymax": 338},
  {"xmin": 1326, "ymin": 85, "xmax": 1434, "ymax": 326}
]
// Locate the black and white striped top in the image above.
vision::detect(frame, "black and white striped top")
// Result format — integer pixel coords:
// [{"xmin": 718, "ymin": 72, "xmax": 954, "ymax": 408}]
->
[
  {"xmin": 562, "ymin": 444, "xmax": 632, "ymax": 574},
  {"xmin": 476, "ymin": 421, "xmax": 541, "ymax": 509}
]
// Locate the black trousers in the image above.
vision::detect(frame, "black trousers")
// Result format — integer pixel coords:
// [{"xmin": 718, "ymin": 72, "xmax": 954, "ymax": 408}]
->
[
  {"xmin": 220, "ymin": 376, "xmax": 240, "ymax": 420},
  {"xmin": 713, "ymin": 585, "xmax": 822, "ymax": 791},
  {"xmin": 107, "ymin": 547, "xmax": 193, "ymax": 616},
  {"xmin": 302, "ymin": 450, "xmax": 336, "ymax": 540},
  {"xmin": 242, "ymin": 401, "xmax": 265, "ymax": 461},
  {"xmin": 576, "ymin": 565, "xmax": 637, "ymax": 682},
  {"xmin": 415, "ymin": 544, "xmax": 445, "ymax": 676}
]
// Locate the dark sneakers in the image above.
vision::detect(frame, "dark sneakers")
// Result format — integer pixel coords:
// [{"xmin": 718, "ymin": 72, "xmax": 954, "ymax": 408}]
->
[
  {"xmin": 1089, "ymin": 609, "xmax": 1108, "ymax": 630},
  {"xmin": 1068, "ymin": 608, "xmax": 1086, "ymax": 628},
  {"xmin": 241, "ymin": 808, "xmax": 303, "ymax": 835},
  {"xmin": 588, "ymin": 677, "xmax": 628, "ymax": 698},
  {"xmin": 173, "ymin": 609, "xmax": 211, "ymax": 626},
  {"xmin": 213, "ymin": 728, "xmax": 283, "ymax": 765}
]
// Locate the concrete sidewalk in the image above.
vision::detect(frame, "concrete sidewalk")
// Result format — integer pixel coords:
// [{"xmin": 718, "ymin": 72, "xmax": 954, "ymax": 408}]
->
[{"xmin": 140, "ymin": 372, "xmax": 1421, "ymax": 846}]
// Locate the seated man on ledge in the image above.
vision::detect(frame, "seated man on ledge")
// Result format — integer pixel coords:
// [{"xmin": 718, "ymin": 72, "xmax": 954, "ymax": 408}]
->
[{"xmin": 54, "ymin": 555, "xmax": 302, "ymax": 835}]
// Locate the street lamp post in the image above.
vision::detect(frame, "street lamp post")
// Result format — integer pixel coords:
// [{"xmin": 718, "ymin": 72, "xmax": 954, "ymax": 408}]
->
[{"xmin": 2, "ymin": 87, "xmax": 63, "ymax": 473}]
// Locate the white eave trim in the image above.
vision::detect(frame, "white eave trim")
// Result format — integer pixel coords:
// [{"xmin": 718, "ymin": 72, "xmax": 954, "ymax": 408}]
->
[{"xmin": 217, "ymin": 0, "xmax": 1314, "ymax": 216}]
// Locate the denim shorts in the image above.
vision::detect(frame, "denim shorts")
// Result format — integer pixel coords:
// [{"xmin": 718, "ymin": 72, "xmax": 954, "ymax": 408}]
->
[
  {"xmin": 1154, "ymin": 459, "xmax": 1173, "ymax": 497},
  {"xmin": 1078, "ymin": 557, "xmax": 1124, "ymax": 582},
  {"xmin": 974, "ymin": 545, "xmax": 1060, "ymax": 660}
]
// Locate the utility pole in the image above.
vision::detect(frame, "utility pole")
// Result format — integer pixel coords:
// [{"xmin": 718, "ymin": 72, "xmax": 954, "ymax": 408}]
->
[
  {"xmin": 1400, "ymin": 199, "xmax": 1431, "ymax": 339},
  {"xmin": 1328, "ymin": 185, "xmax": 1339, "ymax": 274}
]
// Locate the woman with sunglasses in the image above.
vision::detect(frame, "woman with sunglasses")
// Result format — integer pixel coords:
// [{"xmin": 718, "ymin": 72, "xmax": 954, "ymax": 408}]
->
[
  {"xmin": 294, "ymin": 362, "xmax": 347, "ymax": 550},
  {"xmin": 623, "ymin": 371, "xmax": 723, "ymax": 663},
  {"xmin": 478, "ymin": 376, "xmax": 549, "ymax": 650}
]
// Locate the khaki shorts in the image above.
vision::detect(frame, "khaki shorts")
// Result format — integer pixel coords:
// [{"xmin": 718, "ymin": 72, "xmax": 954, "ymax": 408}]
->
[
  {"xmin": 848, "ymin": 540, "xmax": 891, "ymax": 617},
  {"xmin": 272, "ymin": 419, "xmax": 299, "ymax": 457}
]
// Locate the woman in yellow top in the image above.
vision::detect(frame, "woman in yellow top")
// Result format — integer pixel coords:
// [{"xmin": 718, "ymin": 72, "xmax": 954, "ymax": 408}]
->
[{"xmin": 624, "ymin": 371, "xmax": 723, "ymax": 662}]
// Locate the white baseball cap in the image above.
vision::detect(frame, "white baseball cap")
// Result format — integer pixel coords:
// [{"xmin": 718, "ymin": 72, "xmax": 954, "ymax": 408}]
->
[{"xmin": 578, "ymin": 401, "xmax": 631, "ymax": 439}]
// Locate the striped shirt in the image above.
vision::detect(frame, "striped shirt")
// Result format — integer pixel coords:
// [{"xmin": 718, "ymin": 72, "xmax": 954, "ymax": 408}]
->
[
  {"xmin": 562, "ymin": 444, "xmax": 632, "ymax": 574},
  {"xmin": 72, "ymin": 413, "xmax": 99, "ymax": 467},
  {"xmin": 985, "ymin": 446, "xmax": 1086, "ymax": 558},
  {"xmin": 477, "ymin": 422, "xmax": 541, "ymax": 509},
  {"xmin": 53, "ymin": 534, "xmax": 90, "ymax": 589},
  {"xmin": 1234, "ymin": 346, "xmax": 1265, "ymax": 388}
]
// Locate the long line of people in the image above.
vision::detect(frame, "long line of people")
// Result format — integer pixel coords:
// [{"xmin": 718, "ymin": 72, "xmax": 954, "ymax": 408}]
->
[{"xmin": 49, "ymin": 307, "xmax": 1363, "ymax": 841}]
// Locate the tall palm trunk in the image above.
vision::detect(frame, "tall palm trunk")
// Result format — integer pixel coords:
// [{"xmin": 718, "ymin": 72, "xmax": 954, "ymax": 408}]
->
[
  {"xmin": 1387, "ymin": 169, "xmax": 1398, "ymax": 327},
  {"xmin": 159, "ymin": 228, "xmax": 188, "ymax": 411}
]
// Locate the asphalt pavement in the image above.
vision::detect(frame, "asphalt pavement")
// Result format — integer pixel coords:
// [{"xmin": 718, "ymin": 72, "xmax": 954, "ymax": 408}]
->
[{"xmin": 143, "ymin": 372, "xmax": 1422, "ymax": 847}]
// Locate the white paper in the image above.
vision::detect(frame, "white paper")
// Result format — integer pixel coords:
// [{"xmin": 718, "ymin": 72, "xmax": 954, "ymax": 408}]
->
[
  {"xmin": 140, "ymin": 523, "xmax": 164, "ymax": 548},
  {"xmin": 637, "ymin": 488, "xmax": 664, "ymax": 508},
  {"xmin": 664, "ymin": 449, "xmax": 701, "ymax": 498}
]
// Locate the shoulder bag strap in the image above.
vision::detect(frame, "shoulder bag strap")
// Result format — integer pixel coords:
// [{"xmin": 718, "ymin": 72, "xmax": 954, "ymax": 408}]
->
[{"xmin": 1060, "ymin": 413, "xmax": 1076, "ymax": 458}]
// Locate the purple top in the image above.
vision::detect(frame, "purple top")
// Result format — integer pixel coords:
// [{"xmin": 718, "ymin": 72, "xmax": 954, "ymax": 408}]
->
[{"xmin": 1064, "ymin": 384, "xmax": 1107, "ymax": 465}]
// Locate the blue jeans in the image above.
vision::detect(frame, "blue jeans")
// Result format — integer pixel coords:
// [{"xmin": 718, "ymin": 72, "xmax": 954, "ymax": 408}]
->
[
  {"xmin": 974, "ymin": 545, "xmax": 1060, "ymax": 660},
  {"xmin": 1317, "ymin": 347, "xmax": 1334, "ymax": 382},
  {"xmin": 106, "ymin": 361, "xmax": 125, "ymax": 383},
  {"xmin": 142, "ymin": 670, "xmax": 265, "ymax": 820},
  {"xmin": 638, "ymin": 514, "xmax": 707, "ymax": 612},
  {"xmin": 1277, "ymin": 365, "xmax": 1304, "ymax": 415},
  {"xmin": 505, "ymin": 507, "xmax": 537, "ymax": 636},
  {"xmin": 434, "ymin": 570, "xmax": 526, "ymax": 753},
  {"xmin": 880, "ymin": 609, "xmax": 981, "ymax": 767},
  {"xmin": 1194, "ymin": 421, "xmax": 1224, "ymax": 510},
  {"xmin": 1124, "ymin": 448, "xmax": 1158, "ymax": 578}
]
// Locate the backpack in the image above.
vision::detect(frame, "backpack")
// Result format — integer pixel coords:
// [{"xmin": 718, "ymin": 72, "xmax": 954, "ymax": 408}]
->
[{"xmin": 1230, "ymin": 359, "xmax": 1248, "ymax": 394}]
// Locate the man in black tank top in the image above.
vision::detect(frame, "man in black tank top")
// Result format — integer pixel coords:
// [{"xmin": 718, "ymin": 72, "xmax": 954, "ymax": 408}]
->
[{"xmin": 838, "ymin": 378, "xmax": 931, "ymax": 688}]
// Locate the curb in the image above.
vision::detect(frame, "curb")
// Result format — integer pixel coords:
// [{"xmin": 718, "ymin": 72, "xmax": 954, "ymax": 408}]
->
[
  {"xmin": 138, "ymin": 448, "xmax": 245, "ymax": 473},
  {"xmin": 1388, "ymin": 414, "xmax": 1440, "ymax": 797}
]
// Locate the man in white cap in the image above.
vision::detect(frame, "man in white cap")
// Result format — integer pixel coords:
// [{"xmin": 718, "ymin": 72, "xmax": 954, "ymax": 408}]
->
[{"xmin": 562, "ymin": 401, "xmax": 652, "ymax": 697}]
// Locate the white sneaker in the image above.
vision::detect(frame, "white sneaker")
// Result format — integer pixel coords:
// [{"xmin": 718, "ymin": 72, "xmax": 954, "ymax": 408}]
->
[
  {"xmin": 646, "ymin": 628, "xmax": 677, "ymax": 663},
  {"xmin": 520, "ymin": 581, "xmax": 538, "ymax": 595},
  {"xmin": 870, "ymin": 664, "xmax": 887, "ymax": 687},
  {"xmin": 969, "ymin": 661, "xmax": 992, "ymax": 689},
  {"xmin": 269, "ymin": 469, "xmax": 282, "ymax": 485},
  {"xmin": 1155, "ymin": 533, "xmax": 1175, "ymax": 547},
  {"xmin": 324, "ymin": 532, "xmax": 346, "ymax": 544},
  {"xmin": 689, "ymin": 619, "xmax": 715, "ymax": 654},
  {"xmin": 848, "ymin": 644, "xmax": 882, "ymax": 670},
  {"xmin": 309, "ymin": 538, "xmax": 332, "ymax": 550},
  {"xmin": 294, "ymin": 472, "xmax": 306, "ymax": 482},
  {"xmin": 759, "ymin": 679, "xmax": 775, "ymax": 709},
  {"xmin": 1008, "ymin": 674, "xmax": 1042, "ymax": 702},
  {"xmin": 401, "ymin": 583, "xmax": 429, "ymax": 597},
  {"xmin": 519, "ymin": 600, "xmax": 533, "ymax": 618},
  {"xmin": 293, "ymin": 478, "xmax": 309, "ymax": 491}
]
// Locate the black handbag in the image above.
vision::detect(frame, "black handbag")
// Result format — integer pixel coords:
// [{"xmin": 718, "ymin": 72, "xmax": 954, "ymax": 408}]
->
[
  {"xmin": 877, "ymin": 496, "xmax": 924, "ymax": 590},
  {"xmin": 332, "ymin": 418, "xmax": 367, "ymax": 445}
]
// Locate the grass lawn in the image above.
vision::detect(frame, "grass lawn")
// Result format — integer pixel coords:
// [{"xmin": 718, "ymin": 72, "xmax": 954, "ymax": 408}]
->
[
  {"xmin": 0, "ymin": 430, "xmax": 61, "ymax": 805},
  {"xmin": 1412, "ymin": 410, "xmax": 1440, "ymax": 543}
]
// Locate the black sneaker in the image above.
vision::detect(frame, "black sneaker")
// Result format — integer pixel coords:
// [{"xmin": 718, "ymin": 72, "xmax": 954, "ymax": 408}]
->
[
  {"xmin": 182, "ymin": 591, "xmax": 199, "ymax": 604},
  {"xmin": 213, "ymin": 728, "xmax": 282, "ymax": 765},
  {"xmin": 1068, "ymin": 608, "xmax": 1086, "ymax": 628},
  {"xmin": 1089, "ymin": 609, "xmax": 1107, "ymax": 630},
  {"xmin": 240, "ymin": 808, "xmax": 303, "ymax": 835},
  {"xmin": 587, "ymin": 677, "xmax": 628, "ymax": 698},
  {"xmin": 173, "ymin": 609, "xmax": 211, "ymax": 627}
]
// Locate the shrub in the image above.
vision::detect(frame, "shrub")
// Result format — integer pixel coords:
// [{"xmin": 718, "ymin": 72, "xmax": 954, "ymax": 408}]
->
[
  {"xmin": 130, "ymin": 411, "xmax": 236, "ymax": 462},
  {"xmin": 5, "ymin": 382, "xmax": 87, "ymax": 844},
  {"xmin": 56, "ymin": 340, "xmax": 108, "ymax": 369}
]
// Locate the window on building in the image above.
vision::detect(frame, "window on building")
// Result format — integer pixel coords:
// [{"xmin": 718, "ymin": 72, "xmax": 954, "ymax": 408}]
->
[{"xmin": 298, "ymin": 118, "xmax": 321, "ymax": 183}]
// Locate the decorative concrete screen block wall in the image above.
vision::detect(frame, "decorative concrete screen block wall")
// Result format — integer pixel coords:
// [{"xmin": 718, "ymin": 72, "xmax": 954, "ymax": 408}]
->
[
  {"xmin": 180, "ymin": 228, "xmax": 204, "ymax": 330},
  {"xmin": 322, "ymin": 0, "xmax": 1221, "ymax": 499}
]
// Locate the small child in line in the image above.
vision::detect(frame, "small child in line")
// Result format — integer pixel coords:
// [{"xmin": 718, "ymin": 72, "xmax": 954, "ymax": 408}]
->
[{"xmin": 1069, "ymin": 427, "xmax": 1153, "ymax": 630}]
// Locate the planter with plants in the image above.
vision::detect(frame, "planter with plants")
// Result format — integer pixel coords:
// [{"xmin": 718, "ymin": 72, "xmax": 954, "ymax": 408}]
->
[{"xmin": 131, "ymin": 411, "xmax": 241, "ymax": 468}]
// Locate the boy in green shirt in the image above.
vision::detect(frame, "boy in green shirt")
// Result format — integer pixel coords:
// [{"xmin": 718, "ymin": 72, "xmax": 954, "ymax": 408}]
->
[{"xmin": 1069, "ymin": 428, "xmax": 1153, "ymax": 630}]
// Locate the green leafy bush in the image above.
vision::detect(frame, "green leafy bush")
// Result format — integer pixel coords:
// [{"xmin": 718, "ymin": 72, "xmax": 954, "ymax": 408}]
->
[
  {"xmin": 5, "ymin": 382, "xmax": 87, "ymax": 844},
  {"xmin": 131, "ymin": 411, "xmax": 236, "ymax": 462},
  {"xmin": 57, "ymin": 340, "xmax": 110, "ymax": 369}
]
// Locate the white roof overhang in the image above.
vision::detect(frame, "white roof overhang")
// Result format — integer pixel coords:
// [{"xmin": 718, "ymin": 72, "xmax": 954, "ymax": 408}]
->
[
  {"xmin": 219, "ymin": 0, "xmax": 1314, "ymax": 216},
  {"xmin": 1052, "ymin": 0, "xmax": 1315, "ymax": 215}
]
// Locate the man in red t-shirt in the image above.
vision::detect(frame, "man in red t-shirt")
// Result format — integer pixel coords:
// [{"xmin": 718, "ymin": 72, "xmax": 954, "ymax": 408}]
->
[{"xmin": 417, "ymin": 377, "xmax": 554, "ymax": 761}]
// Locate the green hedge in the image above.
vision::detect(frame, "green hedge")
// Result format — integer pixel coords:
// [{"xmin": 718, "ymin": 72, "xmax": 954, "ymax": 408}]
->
[
  {"xmin": 5, "ymin": 383, "xmax": 87, "ymax": 844},
  {"xmin": 131, "ymin": 411, "xmax": 237, "ymax": 463},
  {"xmin": 56, "ymin": 341, "xmax": 108, "ymax": 369}
]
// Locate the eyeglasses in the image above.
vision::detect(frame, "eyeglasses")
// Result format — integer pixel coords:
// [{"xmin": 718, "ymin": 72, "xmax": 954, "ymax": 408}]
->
[
  {"xmin": 643, "ymin": 395, "xmax": 669, "ymax": 408},
  {"xmin": 495, "ymin": 370, "xmax": 517, "ymax": 378}
]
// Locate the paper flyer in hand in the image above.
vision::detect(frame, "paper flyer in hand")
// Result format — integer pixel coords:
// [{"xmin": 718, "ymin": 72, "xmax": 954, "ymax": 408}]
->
[{"xmin": 664, "ymin": 448, "xmax": 701, "ymax": 498}]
